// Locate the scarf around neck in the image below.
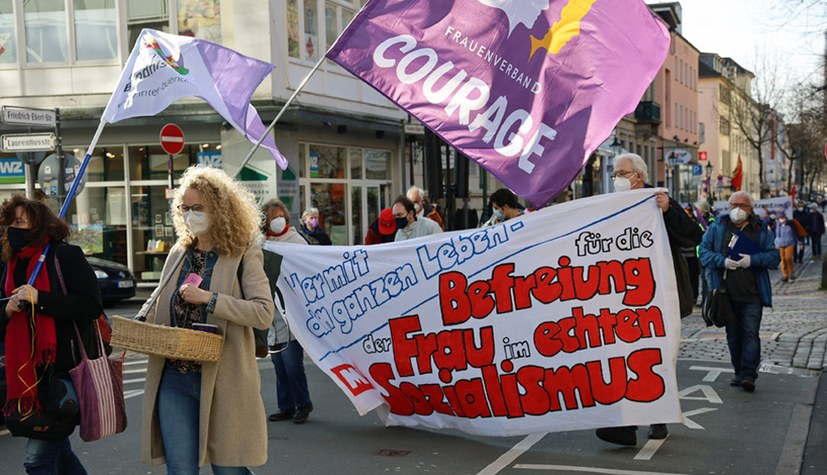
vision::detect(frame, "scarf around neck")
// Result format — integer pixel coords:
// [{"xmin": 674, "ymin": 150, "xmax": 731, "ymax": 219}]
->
[{"xmin": 3, "ymin": 241, "xmax": 56, "ymax": 418}]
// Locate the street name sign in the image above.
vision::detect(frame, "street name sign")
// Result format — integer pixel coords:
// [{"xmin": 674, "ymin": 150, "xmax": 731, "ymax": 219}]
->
[
  {"xmin": 1, "ymin": 106, "xmax": 56, "ymax": 127},
  {"xmin": 1, "ymin": 132, "xmax": 56, "ymax": 152}
]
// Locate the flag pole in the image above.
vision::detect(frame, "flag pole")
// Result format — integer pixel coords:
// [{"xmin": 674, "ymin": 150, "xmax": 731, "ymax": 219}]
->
[
  {"xmin": 232, "ymin": 55, "xmax": 327, "ymax": 178},
  {"xmin": 27, "ymin": 119, "xmax": 107, "ymax": 285}
]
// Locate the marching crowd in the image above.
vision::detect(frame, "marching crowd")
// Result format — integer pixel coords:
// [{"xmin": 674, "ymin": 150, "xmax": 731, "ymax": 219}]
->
[{"xmin": 0, "ymin": 159, "xmax": 822, "ymax": 472}]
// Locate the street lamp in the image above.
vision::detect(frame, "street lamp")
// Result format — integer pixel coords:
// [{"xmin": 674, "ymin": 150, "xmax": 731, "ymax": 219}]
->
[
  {"xmin": 610, "ymin": 136, "xmax": 622, "ymax": 155},
  {"xmin": 705, "ymin": 162, "xmax": 714, "ymax": 204}
]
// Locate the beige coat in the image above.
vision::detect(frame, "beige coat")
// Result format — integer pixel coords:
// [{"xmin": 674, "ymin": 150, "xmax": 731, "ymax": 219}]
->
[{"xmin": 139, "ymin": 242, "xmax": 275, "ymax": 467}]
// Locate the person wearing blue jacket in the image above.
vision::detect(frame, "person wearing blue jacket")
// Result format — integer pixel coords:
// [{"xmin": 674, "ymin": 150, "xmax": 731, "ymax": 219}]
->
[{"xmin": 699, "ymin": 191, "xmax": 780, "ymax": 392}]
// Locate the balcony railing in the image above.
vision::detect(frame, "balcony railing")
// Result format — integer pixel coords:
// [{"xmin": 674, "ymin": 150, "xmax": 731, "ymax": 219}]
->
[{"xmin": 635, "ymin": 101, "xmax": 661, "ymax": 125}]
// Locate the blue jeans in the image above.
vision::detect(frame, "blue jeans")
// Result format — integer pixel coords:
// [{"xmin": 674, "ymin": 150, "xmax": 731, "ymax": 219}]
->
[
  {"xmin": 158, "ymin": 364, "xmax": 253, "ymax": 475},
  {"xmin": 24, "ymin": 437, "xmax": 87, "ymax": 475},
  {"xmin": 726, "ymin": 301, "xmax": 763, "ymax": 380},
  {"xmin": 270, "ymin": 340, "xmax": 311, "ymax": 411}
]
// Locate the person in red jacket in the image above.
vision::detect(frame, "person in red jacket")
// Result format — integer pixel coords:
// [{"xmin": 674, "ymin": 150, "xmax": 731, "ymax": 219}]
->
[{"xmin": 364, "ymin": 208, "xmax": 396, "ymax": 245}]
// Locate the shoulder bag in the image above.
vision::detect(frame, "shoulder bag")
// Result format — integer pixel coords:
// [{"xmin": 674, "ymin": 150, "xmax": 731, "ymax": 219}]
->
[
  {"xmin": 702, "ymin": 268, "xmax": 735, "ymax": 328},
  {"xmin": 69, "ymin": 321, "xmax": 127, "ymax": 442}
]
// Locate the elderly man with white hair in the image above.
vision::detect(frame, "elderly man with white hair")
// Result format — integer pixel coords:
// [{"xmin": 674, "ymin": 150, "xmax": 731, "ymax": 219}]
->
[
  {"xmin": 595, "ymin": 153, "xmax": 703, "ymax": 446},
  {"xmin": 699, "ymin": 191, "xmax": 779, "ymax": 393}
]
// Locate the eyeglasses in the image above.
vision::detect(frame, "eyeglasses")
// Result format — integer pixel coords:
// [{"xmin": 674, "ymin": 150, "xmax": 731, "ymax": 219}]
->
[
  {"xmin": 178, "ymin": 204, "xmax": 205, "ymax": 213},
  {"xmin": 729, "ymin": 203, "xmax": 752, "ymax": 210},
  {"xmin": 611, "ymin": 170, "xmax": 637, "ymax": 179}
]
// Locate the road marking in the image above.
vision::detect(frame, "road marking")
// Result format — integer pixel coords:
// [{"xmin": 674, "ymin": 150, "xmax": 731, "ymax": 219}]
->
[
  {"xmin": 688, "ymin": 365, "xmax": 733, "ymax": 382},
  {"xmin": 124, "ymin": 389, "xmax": 145, "ymax": 400},
  {"xmin": 513, "ymin": 464, "xmax": 691, "ymax": 474},
  {"xmin": 678, "ymin": 385, "xmax": 723, "ymax": 404},
  {"xmin": 634, "ymin": 437, "xmax": 668, "ymax": 460},
  {"xmin": 680, "ymin": 407, "xmax": 717, "ymax": 430},
  {"xmin": 476, "ymin": 432, "xmax": 547, "ymax": 475},
  {"xmin": 0, "ymin": 429, "xmax": 9, "ymax": 437}
]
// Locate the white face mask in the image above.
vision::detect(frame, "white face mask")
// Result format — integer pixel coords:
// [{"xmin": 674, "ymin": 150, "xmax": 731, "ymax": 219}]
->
[
  {"xmin": 269, "ymin": 217, "xmax": 286, "ymax": 234},
  {"xmin": 184, "ymin": 210, "xmax": 210, "ymax": 236},
  {"xmin": 729, "ymin": 207, "xmax": 747, "ymax": 223},
  {"xmin": 413, "ymin": 202, "xmax": 422, "ymax": 213},
  {"xmin": 613, "ymin": 176, "xmax": 632, "ymax": 192}
]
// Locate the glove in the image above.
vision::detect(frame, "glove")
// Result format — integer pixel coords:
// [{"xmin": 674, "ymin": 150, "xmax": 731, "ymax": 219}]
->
[
  {"xmin": 724, "ymin": 258, "xmax": 740, "ymax": 270},
  {"xmin": 738, "ymin": 253, "xmax": 751, "ymax": 268}
]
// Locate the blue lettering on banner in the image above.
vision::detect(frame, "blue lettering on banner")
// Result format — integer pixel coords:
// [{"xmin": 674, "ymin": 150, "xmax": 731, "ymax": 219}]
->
[{"xmin": 416, "ymin": 225, "xmax": 511, "ymax": 279}]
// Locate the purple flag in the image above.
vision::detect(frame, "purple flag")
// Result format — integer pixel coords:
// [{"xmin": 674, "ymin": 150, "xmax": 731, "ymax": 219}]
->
[
  {"xmin": 103, "ymin": 29, "xmax": 287, "ymax": 169},
  {"xmin": 328, "ymin": 0, "xmax": 669, "ymax": 205}
]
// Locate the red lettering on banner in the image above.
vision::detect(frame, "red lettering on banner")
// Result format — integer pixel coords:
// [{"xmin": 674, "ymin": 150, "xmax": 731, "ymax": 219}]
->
[
  {"xmin": 389, "ymin": 315, "xmax": 495, "ymax": 382},
  {"xmin": 367, "ymin": 348, "xmax": 666, "ymax": 419},
  {"xmin": 439, "ymin": 257, "xmax": 656, "ymax": 326}
]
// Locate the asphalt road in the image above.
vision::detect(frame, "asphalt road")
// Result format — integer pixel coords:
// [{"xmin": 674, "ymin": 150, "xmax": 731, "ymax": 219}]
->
[{"xmin": 0, "ymin": 296, "xmax": 819, "ymax": 474}]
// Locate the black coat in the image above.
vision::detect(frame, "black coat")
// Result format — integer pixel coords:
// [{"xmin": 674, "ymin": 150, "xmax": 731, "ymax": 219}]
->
[
  {"xmin": 646, "ymin": 186, "xmax": 704, "ymax": 317},
  {"xmin": 0, "ymin": 241, "xmax": 104, "ymax": 375}
]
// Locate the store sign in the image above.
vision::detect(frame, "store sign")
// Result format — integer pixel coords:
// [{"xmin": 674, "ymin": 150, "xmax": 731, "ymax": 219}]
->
[
  {"xmin": 699, "ymin": 151, "xmax": 708, "ymax": 161},
  {"xmin": 0, "ymin": 157, "xmax": 25, "ymax": 184},
  {"xmin": 666, "ymin": 149, "xmax": 691, "ymax": 166}
]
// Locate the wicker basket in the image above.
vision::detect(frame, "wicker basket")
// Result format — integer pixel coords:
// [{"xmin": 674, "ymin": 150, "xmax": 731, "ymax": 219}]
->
[{"xmin": 111, "ymin": 316, "xmax": 223, "ymax": 362}]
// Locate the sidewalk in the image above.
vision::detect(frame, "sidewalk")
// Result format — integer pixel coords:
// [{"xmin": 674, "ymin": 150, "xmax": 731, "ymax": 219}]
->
[{"xmin": 679, "ymin": 244, "xmax": 827, "ymax": 474}]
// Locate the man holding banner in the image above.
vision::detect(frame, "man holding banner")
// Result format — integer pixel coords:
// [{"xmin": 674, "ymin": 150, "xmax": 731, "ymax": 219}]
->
[{"xmin": 595, "ymin": 153, "xmax": 703, "ymax": 445}]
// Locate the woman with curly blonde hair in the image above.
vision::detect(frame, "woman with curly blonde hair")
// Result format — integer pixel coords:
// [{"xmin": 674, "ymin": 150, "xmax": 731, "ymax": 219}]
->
[{"xmin": 138, "ymin": 166, "xmax": 275, "ymax": 474}]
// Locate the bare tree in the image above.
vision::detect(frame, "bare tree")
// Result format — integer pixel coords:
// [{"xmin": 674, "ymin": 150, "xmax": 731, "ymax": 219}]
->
[
  {"xmin": 729, "ymin": 50, "xmax": 788, "ymax": 198},
  {"xmin": 783, "ymin": 82, "xmax": 827, "ymax": 199}
]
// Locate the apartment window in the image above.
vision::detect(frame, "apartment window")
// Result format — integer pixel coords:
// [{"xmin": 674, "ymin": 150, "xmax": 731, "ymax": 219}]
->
[
  {"xmin": 0, "ymin": 0, "xmax": 14, "ymax": 64},
  {"xmin": 178, "ymin": 0, "xmax": 221, "ymax": 42},
  {"xmin": 25, "ymin": 0, "xmax": 69, "ymax": 63},
  {"xmin": 74, "ymin": 0, "xmax": 116, "ymax": 61},
  {"xmin": 720, "ymin": 84, "xmax": 731, "ymax": 106},
  {"xmin": 127, "ymin": 0, "xmax": 168, "ymax": 50},
  {"xmin": 287, "ymin": 1, "xmax": 357, "ymax": 62},
  {"xmin": 720, "ymin": 117, "xmax": 730, "ymax": 136}
]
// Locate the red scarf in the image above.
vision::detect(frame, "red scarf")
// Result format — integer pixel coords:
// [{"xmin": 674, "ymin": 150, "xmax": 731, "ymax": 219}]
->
[
  {"xmin": 265, "ymin": 225, "xmax": 290, "ymax": 240},
  {"xmin": 3, "ymin": 242, "xmax": 55, "ymax": 417}
]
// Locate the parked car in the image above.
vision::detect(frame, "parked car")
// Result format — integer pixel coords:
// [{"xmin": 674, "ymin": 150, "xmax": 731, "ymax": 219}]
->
[{"xmin": 87, "ymin": 257, "xmax": 136, "ymax": 305}]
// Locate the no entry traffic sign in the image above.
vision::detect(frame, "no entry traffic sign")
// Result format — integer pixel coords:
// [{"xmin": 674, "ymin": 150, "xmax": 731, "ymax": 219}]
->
[{"xmin": 160, "ymin": 123, "xmax": 185, "ymax": 155}]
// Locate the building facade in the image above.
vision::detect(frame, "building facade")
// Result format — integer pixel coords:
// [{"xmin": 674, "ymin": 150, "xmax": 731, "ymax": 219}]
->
[
  {"xmin": 0, "ymin": 0, "xmax": 410, "ymax": 286},
  {"xmin": 698, "ymin": 52, "xmax": 757, "ymax": 201}
]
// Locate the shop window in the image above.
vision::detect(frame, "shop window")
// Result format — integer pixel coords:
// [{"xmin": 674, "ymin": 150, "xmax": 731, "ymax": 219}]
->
[
  {"xmin": 365, "ymin": 149, "xmax": 390, "ymax": 179},
  {"xmin": 24, "ymin": 0, "xmax": 69, "ymax": 63},
  {"xmin": 131, "ymin": 184, "xmax": 175, "ymax": 283},
  {"xmin": 349, "ymin": 148, "xmax": 362, "ymax": 179},
  {"xmin": 65, "ymin": 185, "xmax": 129, "ymax": 265},
  {"xmin": 128, "ymin": 144, "xmax": 202, "ymax": 181},
  {"xmin": 308, "ymin": 144, "xmax": 346, "ymax": 179},
  {"xmin": 76, "ymin": 146, "xmax": 125, "ymax": 182},
  {"xmin": 309, "ymin": 182, "xmax": 347, "ymax": 244},
  {"xmin": 178, "ymin": 0, "xmax": 221, "ymax": 42},
  {"xmin": 74, "ymin": 0, "xmax": 116, "ymax": 61},
  {"xmin": 0, "ymin": 0, "xmax": 15, "ymax": 64}
]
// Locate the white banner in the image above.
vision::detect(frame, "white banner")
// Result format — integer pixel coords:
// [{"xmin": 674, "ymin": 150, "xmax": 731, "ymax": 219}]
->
[{"xmin": 264, "ymin": 189, "xmax": 682, "ymax": 436}]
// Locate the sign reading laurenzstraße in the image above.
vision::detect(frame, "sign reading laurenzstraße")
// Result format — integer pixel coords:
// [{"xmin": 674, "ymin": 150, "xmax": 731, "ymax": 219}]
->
[
  {"xmin": 1, "ymin": 106, "xmax": 56, "ymax": 127},
  {"xmin": 1, "ymin": 133, "xmax": 57, "ymax": 152}
]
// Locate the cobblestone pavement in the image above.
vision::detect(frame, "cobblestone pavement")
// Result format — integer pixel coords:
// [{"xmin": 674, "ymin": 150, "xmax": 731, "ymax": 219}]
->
[{"xmin": 680, "ymin": 247, "xmax": 827, "ymax": 376}]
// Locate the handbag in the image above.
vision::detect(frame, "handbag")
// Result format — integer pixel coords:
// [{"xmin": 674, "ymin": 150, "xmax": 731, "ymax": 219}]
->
[
  {"xmin": 702, "ymin": 269, "xmax": 735, "ymax": 328},
  {"xmin": 69, "ymin": 321, "xmax": 127, "ymax": 442},
  {"xmin": 4, "ymin": 372, "xmax": 78, "ymax": 440}
]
